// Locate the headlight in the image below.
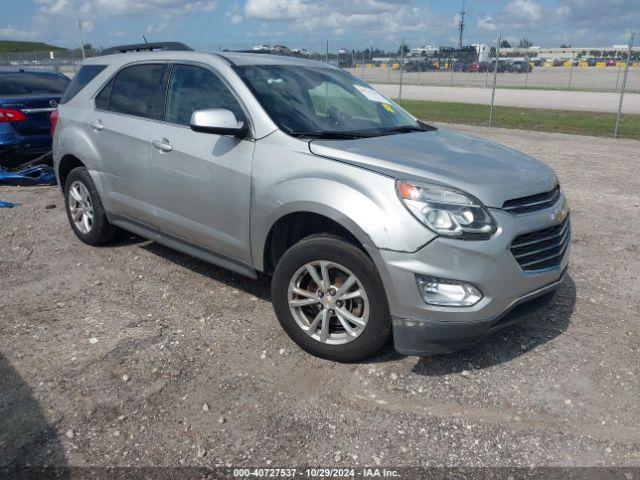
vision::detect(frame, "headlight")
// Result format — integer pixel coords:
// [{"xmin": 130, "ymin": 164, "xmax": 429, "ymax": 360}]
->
[{"xmin": 396, "ymin": 180, "xmax": 496, "ymax": 238}]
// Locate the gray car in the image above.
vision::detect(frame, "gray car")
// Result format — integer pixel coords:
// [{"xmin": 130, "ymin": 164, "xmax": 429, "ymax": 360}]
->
[{"xmin": 52, "ymin": 46, "xmax": 570, "ymax": 361}]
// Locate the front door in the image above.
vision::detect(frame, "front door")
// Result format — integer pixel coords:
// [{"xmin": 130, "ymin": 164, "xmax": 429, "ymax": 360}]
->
[{"xmin": 149, "ymin": 64, "xmax": 254, "ymax": 265}]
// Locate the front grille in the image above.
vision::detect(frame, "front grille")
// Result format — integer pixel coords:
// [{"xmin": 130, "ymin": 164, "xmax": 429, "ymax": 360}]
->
[
  {"xmin": 503, "ymin": 186, "xmax": 561, "ymax": 215},
  {"xmin": 510, "ymin": 216, "xmax": 571, "ymax": 271}
]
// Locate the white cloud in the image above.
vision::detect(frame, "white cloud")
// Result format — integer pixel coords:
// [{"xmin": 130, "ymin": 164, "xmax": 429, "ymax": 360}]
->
[
  {"xmin": 243, "ymin": 0, "xmax": 444, "ymax": 38},
  {"xmin": 0, "ymin": 25, "xmax": 38, "ymax": 40},
  {"xmin": 506, "ymin": 0, "xmax": 542, "ymax": 22},
  {"xmin": 477, "ymin": 0, "xmax": 543, "ymax": 32},
  {"xmin": 229, "ymin": 14, "xmax": 243, "ymax": 25},
  {"xmin": 35, "ymin": 0, "xmax": 218, "ymax": 16}
]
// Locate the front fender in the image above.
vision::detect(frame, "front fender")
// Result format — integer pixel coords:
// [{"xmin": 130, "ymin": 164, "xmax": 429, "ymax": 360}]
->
[{"xmin": 250, "ymin": 134, "xmax": 434, "ymax": 271}]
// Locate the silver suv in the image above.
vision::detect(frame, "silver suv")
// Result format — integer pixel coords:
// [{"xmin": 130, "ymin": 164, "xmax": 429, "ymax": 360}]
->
[{"xmin": 52, "ymin": 46, "xmax": 570, "ymax": 361}]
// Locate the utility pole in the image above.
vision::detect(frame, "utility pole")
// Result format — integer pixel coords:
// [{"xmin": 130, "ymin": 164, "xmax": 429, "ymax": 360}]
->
[
  {"xmin": 78, "ymin": 19, "xmax": 86, "ymax": 60},
  {"xmin": 458, "ymin": 0, "xmax": 466, "ymax": 48},
  {"xmin": 399, "ymin": 39, "xmax": 405, "ymax": 103},
  {"xmin": 325, "ymin": 39, "xmax": 329, "ymax": 64},
  {"xmin": 614, "ymin": 27, "xmax": 635, "ymax": 139},
  {"xmin": 489, "ymin": 33, "xmax": 501, "ymax": 128}
]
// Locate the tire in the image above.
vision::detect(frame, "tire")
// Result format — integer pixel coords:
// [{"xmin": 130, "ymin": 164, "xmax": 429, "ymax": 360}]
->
[
  {"xmin": 64, "ymin": 166, "xmax": 119, "ymax": 245},
  {"xmin": 272, "ymin": 235, "xmax": 391, "ymax": 362}
]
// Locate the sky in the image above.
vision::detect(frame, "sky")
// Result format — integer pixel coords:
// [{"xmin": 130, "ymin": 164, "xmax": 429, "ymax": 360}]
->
[{"xmin": 1, "ymin": 0, "xmax": 638, "ymax": 52}]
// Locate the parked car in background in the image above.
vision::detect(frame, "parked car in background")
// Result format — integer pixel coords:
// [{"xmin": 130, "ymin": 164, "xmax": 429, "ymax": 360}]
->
[
  {"xmin": 487, "ymin": 60, "xmax": 510, "ymax": 72},
  {"xmin": 509, "ymin": 60, "xmax": 532, "ymax": 73},
  {"xmin": 0, "ymin": 70, "xmax": 70, "ymax": 166},
  {"xmin": 467, "ymin": 61, "xmax": 488, "ymax": 72},
  {"xmin": 606, "ymin": 59, "xmax": 617, "ymax": 67},
  {"xmin": 52, "ymin": 45, "xmax": 570, "ymax": 361}
]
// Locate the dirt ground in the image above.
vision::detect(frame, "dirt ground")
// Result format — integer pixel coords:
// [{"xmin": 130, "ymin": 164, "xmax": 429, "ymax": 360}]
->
[{"xmin": 1, "ymin": 125, "xmax": 639, "ymax": 474}]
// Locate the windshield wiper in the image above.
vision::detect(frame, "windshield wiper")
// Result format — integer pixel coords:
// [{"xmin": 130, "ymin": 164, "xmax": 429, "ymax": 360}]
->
[
  {"xmin": 383, "ymin": 125, "xmax": 428, "ymax": 134},
  {"xmin": 288, "ymin": 130, "xmax": 366, "ymax": 140}
]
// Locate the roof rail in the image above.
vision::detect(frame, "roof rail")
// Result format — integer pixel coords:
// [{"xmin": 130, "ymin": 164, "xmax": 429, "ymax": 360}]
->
[{"xmin": 101, "ymin": 42, "xmax": 192, "ymax": 55}]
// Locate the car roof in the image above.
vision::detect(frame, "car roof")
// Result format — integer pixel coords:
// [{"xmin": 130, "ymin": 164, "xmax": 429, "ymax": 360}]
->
[
  {"xmin": 0, "ymin": 68, "xmax": 67, "ymax": 75},
  {"xmin": 84, "ymin": 50, "xmax": 332, "ymax": 69}
]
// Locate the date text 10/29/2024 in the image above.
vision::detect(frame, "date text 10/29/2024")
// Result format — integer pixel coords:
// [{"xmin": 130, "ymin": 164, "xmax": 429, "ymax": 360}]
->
[{"xmin": 233, "ymin": 468, "xmax": 401, "ymax": 478}]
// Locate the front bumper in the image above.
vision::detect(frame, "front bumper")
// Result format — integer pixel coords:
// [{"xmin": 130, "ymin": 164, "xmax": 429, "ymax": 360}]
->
[
  {"xmin": 392, "ymin": 272, "xmax": 563, "ymax": 355},
  {"xmin": 373, "ymin": 196, "xmax": 570, "ymax": 355}
]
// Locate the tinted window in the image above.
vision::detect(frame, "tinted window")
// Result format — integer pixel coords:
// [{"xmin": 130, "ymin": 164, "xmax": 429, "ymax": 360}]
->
[
  {"xmin": 0, "ymin": 72, "xmax": 70, "ymax": 95},
  {"xmin": 60, "ymin": 65, "xmax": 106, "ymax": 103},
  {"xmin": 109, "ymin": 64, "xmax": 167, "ymax": 120},
  {"xmin": 95, "ymin": 78, "xmax": 113, "ymax": 110},
  {"xmin": 166, "ymin": 65, "xmax": 243, "ymax": 126}
]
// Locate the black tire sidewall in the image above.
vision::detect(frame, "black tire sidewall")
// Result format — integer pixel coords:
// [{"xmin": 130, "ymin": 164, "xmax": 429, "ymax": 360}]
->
[
  {"xmin": 272, "ymin": 235, "xmax": 391, "ymax": 362},
  {"xmin": 64, "ymin": 167, "xmax": 116, "ymax": 245}
]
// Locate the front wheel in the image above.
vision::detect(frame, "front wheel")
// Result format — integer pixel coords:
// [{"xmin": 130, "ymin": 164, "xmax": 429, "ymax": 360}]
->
[{"xmin": 271, "ymin": 235, "xmax": 391, "ymax": 362}]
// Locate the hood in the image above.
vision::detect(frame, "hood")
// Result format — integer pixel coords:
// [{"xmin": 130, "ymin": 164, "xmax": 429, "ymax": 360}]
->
[{"xmin": 308, "ymin": 128, "xmax": 557, "ymax": 208}]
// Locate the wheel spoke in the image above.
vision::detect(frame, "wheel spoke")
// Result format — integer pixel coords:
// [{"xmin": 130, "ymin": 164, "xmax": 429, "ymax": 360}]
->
[
  {"xmin": 319, "ymin": 310, "xmax": 330, "ymax": 342},
  {"xmin": 70, "ymin": 187, "xmax": 82, "ymax": 202},
  {"xmin": 305, "ymin": 264, "xmax": 323, "ymax": 289},
  {"xmin": 82, "ymin": 213, "xmax": 91, "ymax": 232},
  {"xmin": 292, "ymin": 287, "xmax": 318, "ymax": 299},
  {"xmin": 338, "ymin": 289, "xmax": 362, "ymax": 301},
  {"xmin": 335, "ymin": 275, "xmax": 357, "ymax": 297},
  {"xmin": 336, "ymin": 312, "xmax": 357, "ymax": 336},
  {"xmin": 320, "ymin": 261, "xmax": 331, "ymax": 291},
  {"xmin": 336, "ymin": 307, "xmax": 366, "ymax": 327},
  {"xmin": 80, "ymin": 186, "xmax": 89, "ymax": 202},
  {"xmin": 289, "ymin": 297, "xmax": 320, "ymax": 307},
  {"xmin": 308, "ymin": 310, "xmax": 324, "ymax": 332},
  {"xmin": 70, "ymin": 207, "xmax": 82, "ymax": 221}
]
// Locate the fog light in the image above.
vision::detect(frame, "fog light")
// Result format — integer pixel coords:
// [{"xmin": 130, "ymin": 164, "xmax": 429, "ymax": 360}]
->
[{"xmin": 416, "ymin": 275, "xmax": 483, "ymax": 307}]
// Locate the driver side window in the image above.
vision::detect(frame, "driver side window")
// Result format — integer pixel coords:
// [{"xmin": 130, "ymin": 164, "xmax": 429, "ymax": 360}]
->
[{"xmin": 166, "ymin": 65, "xmax": 243, "ymax": 126}]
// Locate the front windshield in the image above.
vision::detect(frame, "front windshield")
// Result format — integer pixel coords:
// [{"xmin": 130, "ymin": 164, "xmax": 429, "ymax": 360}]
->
[{"xmin": 235, "ymin": 64, "xmax": 422, "ymax": 138}]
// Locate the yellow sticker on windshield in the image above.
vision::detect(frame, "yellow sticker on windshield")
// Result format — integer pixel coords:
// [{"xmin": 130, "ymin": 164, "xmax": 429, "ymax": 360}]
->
[{"xmin": 382, "ymin": 103, "xmax": 394, "ymax": 113}]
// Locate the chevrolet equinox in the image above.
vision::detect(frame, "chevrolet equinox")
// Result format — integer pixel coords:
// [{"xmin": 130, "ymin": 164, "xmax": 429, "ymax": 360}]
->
[{"xmin": 52, "ymin": 45, "xmax": 570, "ymax": 361}]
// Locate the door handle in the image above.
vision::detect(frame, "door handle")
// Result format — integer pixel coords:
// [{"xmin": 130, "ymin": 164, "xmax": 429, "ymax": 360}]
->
[
  {"xmin": 90, "ymin": 120, "xmax": 104, "ymax": 131},
  {"xmin": 152, "ymin": 138, "xmax": 173, "ymax": 152}
]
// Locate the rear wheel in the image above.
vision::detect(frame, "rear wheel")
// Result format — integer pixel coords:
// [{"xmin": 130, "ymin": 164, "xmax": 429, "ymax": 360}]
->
[
  {"xmin": 64, "ymin": 167, "xmax": 118, "ymax": 245},
  {"xmin": 272, "ymin": 235, "xmax": 391, "ymax": 362}
]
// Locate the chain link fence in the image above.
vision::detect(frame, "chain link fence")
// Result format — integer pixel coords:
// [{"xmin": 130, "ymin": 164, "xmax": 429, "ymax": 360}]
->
[
  {"xmin": 348, "ymin": 28, "xmax": 639, "ymax": 140},
  {"xmin": 2, "ymin": 30, "xmax": 638, "ymax": 140}
]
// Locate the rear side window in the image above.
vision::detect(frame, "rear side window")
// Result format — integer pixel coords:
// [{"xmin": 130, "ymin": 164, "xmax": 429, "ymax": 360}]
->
[
  {"xmin": 60, "ymin": 65, "xmax": 106, "ymax": 103},
  {"xmin": 108, "ymin": 64, "xmax": 167, "ymax": 120},
  {"xmin": 0, "ymin": 72, "xmax": 69, "ymax": 95}
]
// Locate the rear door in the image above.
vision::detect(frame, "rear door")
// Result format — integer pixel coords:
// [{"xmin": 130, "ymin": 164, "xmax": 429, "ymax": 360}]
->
[
  {"xmin": 83, "ymin": 63, "xmax": 169, "ymax": 227},
  {"xmin": 149, "ymin": 63, "xmax": 254, "ymax": 264}
]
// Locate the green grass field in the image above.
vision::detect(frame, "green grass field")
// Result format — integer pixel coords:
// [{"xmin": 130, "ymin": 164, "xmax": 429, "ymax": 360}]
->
[
  {"xmin": 0, "ymin": 40, "xmax": 65, "ymax": 53},
  {"xmin": 399, "ymin": 99, "xmax": 640, "ymax": 140}
]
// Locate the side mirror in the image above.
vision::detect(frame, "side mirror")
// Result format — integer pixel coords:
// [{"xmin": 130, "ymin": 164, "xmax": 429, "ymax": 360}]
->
[{"xmin": 190, "ymin": 108, "xmax": 248, "ymax": 137}]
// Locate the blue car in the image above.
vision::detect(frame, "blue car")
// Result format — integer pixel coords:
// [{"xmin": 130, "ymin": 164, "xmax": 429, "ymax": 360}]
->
[{"xmin": 0, "ymin": 70, "xmax": 70, "ymax": 166}]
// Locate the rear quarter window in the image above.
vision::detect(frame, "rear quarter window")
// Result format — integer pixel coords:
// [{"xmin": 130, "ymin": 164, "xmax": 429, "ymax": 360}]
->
[{"xmin": 60, "ymin": 65, "xmax": 107, "ymax": 103}]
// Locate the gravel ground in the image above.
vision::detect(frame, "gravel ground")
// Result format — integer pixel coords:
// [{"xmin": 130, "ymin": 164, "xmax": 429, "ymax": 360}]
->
[{"xmin": 1, "ymin": 126, "xmax": 639, "ymax": 473}]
